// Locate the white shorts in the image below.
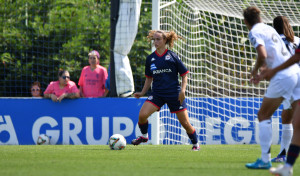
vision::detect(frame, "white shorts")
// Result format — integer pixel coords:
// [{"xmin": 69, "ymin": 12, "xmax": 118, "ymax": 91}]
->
[
  {"xmin": 282, "ymin": 98, "xmax": 292, "ymax": 110},
  {"xmin": 265, "ymin": 73, "xmax": 300, "ymax": 109}
]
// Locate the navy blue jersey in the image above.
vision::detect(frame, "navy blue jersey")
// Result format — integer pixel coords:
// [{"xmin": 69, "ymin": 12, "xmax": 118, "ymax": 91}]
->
[{"xmin": 145, "ymin": 49, "xmax": 189, "ymax": 97}]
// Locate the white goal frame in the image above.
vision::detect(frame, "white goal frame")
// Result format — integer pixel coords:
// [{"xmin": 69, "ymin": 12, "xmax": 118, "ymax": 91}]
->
[{"xmin": 150, "ymin": 0, "xmax": 300, "ymax": 145}]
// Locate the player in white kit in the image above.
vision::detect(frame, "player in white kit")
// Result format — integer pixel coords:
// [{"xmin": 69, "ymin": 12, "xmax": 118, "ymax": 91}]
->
[
  {"xmin": 243, "ymin": 7, "xmax": 300, "ymax": 170},
  {"xmin": 271, "ymin": 16, "xmax": 300, "ymax": 163}
]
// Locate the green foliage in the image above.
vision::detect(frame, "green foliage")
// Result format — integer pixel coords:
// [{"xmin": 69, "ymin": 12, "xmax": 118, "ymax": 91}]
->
[{"xmin": 0, "ymin": 0, "xmax": 111, "ymax": 96}]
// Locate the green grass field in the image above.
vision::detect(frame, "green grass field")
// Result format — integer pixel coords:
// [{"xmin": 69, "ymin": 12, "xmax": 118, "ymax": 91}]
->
[{"xmin": 0, "ymin": 144, "xmax": 299, "ymax": 176}]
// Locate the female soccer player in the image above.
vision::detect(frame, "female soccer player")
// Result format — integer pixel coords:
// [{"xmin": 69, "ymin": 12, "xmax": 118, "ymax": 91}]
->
[
  {"xmin": 260, "ymin": 39, "xmax": 300, "ymax": 176},
  {"xmin": 271, "ymin": 16, "xmax": 300, "ymax": 163},
  {"xmin": 243, "ymin": 7, "xmax": 300, "ymax": 169},
  {"xmin": 132, "ymin": 30, "xmax": 200, "ymax": 151},
  {"xmin": 44, "ymin": 69, "xmax": 80, "ymax": 102}
]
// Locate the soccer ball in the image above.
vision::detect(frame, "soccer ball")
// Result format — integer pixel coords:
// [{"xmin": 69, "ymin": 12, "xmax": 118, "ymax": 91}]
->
[
  {"xmin": 109, "ymin": 134, "xmax": 126, "ymax": 150},
  {"xmin": 37, "ymin": 134, "xmax": 50, "ymax": 145}
]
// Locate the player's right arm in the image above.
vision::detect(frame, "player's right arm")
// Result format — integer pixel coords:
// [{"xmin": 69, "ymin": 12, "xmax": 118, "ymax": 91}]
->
[
  {"xmin": 134, "ymin": 77, "xmax": 153, "ymax": 98},
  {"xmin": 251, "ymin": 45, "xmax": 267, "ymax": 78},
  {"xmin": 78, "ymin": 68, "xmax": 85, "ymax": 97}
]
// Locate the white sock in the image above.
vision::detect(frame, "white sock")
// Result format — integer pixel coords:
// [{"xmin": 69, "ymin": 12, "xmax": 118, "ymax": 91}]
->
[
  {"xmin": 142, "ymin": 133, "xmax": 148, "ymax": 138},
  {"xmin": 280, "ymin": 124, "xmax": 293, "ymax": 155},
  {"xmin": 284, "ymin": 163, "xmax": 292, "ymax": 168},
  {"xmin": 193, "ymin": 143, "xmax": 199, "ymax": 147},
  {"xmin": 259, "ymin": 119, "xmax": 272, "ymax": 163}
]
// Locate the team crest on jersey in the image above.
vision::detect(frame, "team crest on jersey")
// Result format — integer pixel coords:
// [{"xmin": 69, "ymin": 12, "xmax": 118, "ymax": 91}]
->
[
  {"xmin": 147, "ymin": 96, "xmax": 153, "ymax": 100},
  {"xmin": 150, "ymin": 63, "xmax": 157, "ymax": 70},
  {"xmin": 151, "ymin": 58, "xmax": 155, "ymax": 62},
  {"xmin": 165, "ymin": 55, "xmax": 171, "ymax": 60}
]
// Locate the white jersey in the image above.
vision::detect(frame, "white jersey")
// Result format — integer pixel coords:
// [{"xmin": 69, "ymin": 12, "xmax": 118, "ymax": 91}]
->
[
  {"xmin": 249, "ymin": 23, "xmax": 300, "ymax": 79},
  {"xmin": 280, "ymin": 34, "xmax": 300, "ymax": 55}
]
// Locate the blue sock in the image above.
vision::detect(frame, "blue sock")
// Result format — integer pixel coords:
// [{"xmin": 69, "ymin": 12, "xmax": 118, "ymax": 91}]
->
[
  {"xmin": 138, "ymin": 121, "xmax": 148, "ymax": 135},
  {"xmin": 187, "ymin": 129, "xmax": 198, "ymax": 144}
]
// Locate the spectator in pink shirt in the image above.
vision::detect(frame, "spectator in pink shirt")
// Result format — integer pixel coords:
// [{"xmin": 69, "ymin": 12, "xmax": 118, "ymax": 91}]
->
[
  {"xmin": 78, "ymin": 50, "xmax": 108, "ymax": 98},
  {"xmin": 44, "ymin": 69, "xmax": 80, "ymax": 102}
]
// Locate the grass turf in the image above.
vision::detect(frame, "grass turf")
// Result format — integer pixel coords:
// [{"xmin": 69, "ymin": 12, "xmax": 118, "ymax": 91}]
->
[{"xmin": 0, "ymin": 144, "xmax": 298, "ymax": 176}]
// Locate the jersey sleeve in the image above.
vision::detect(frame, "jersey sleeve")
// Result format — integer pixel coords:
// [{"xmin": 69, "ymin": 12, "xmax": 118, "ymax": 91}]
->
[
  {"xmin": 145, "ymin": 56, "xmax": 152, "ymax": 78},
  {"xmin": 78, "ymin": 68, "xmax": 85, "ymax": 86},
  {"xmin": 249, "ymin": 30, "xmax": 265, "ymax": 48},
  {"xmin": 175, "ymin": 55, "xmax": 189, "ymax": 76},
  {"xmin": 44, "ymin": 82, "xmax": 54, "ymax": 95},
  {"xmin": 69, "ymin": 81, "xmax": 80, "ymax": 93}
]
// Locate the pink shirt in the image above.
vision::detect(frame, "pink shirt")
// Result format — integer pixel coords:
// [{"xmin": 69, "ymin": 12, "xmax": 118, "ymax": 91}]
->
[
  {"xmin": 44, "ymin": 81, "xmax": 79, "ymax": 98},
  {"xmin": 78, "ymin": 65, "xmax": 108, "ymax": 97}
]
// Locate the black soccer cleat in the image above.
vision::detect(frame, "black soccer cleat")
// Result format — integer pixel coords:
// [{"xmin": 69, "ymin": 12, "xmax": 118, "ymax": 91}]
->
[
  {"xmin": 131, "ymin": 136, "xmax": 148, "ymax": 145},
  {"xmin": 191, "ymin": 145, "xmax": 200, "ymax": 151}
]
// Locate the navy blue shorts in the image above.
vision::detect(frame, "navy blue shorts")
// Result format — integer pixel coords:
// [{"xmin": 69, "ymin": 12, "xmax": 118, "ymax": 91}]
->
[{"xmin": 146, "ymin": 94, "xmax": 187, "ymax": 113}]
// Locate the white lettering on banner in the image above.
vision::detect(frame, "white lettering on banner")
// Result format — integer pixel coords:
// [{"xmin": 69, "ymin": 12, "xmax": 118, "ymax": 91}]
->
[
  {"xmin": 113, "ymin": 117, "xmax": 134, "ymax": 136},
  {"xmin": 32, "ymin": 116, "xmax": 59, "ymax": 144},
  {"xmin": 224, "ymin": 117, "xmax": 252, "ymax": 144},
  {"xmin": 86, "ymin": 117, "xmax": 109, "ymax": 144},
  {"xmin": 1, "ymin": 113, "xmax": 281, "ymax": 145},
  {"xmin": 205, "ymin": 117, "xmax": 222, "ymax": 144},
  {"xmin": 0, "ymin": 115, "xmax": 19, "ymax": 145},
  {"xmin": 31, "ymin": 116, "xmax": 135, "ymax": 145},
  {"xmin": 63, "ymin": 117, "xmax": 83, "ymax": 145},
  {"xmin": 204, "ymin": 117, "xmax": 280, "ymax": 144}
]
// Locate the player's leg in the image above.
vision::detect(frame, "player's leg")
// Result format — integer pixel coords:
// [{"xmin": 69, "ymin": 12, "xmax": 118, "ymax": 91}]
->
[
  {"xmin": 270, "ymin": 101, "xmax": 300, "ymax": 176},
  {"xmin": 272, "ymin": 102, "xmax": 293, "ymax": 163},
  {"xmin": 176, "ymin": 110, "xmax": 200, "ymax": 151},
  {"xmin": 246, "ymin": 75, "xmax": 298, "ymax": 169},
  {"xmin": 132, "ymin": 99, "xmax": 160, "ymax": 145},
  {"xmin": 167, "ymin": 98, "xmax": 200, "ymax": 151},
  {"xmin": 246, "ymin": 96, "xmax": 283, "ymax": 169}
]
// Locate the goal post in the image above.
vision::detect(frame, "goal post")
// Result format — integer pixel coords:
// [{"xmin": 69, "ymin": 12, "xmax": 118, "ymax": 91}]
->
[{"xmin": 152, "ymin": 0, "xmax": 300, "ymax": 145}]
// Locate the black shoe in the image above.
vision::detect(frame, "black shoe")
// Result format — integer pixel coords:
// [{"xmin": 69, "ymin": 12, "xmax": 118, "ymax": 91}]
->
[
  {"xmin": 191, "ymin": 145, "xmax": 200, "ymax": 151},
  {"xmin": 131, "ymin": 136, "xmax": 148, "ymax": 145}
]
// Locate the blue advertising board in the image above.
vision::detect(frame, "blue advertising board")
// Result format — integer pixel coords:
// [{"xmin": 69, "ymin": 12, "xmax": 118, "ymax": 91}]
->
[
  {"xmin": 158, "ymin": 97, "xmax": 282, "ymax": 145},
  {"xmin": 0, "ymin": 97, "xmax": 283, "ymax": 145},
  {"xmin": 0, "ymin": 98, "xmax": 154, "ymax": 145}
]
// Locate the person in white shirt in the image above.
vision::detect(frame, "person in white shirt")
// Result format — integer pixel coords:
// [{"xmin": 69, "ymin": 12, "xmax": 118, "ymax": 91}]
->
[
  {"xmin": 260, "ymin": 39, "xmax": 300, "ymax": 176},
  {"xmin": 271, "ymin": 16, "xmax": 300, "ymax": 163},
  {"xmin": 243, "ymin": 6, "xmax": 300, "ymax": 170}
]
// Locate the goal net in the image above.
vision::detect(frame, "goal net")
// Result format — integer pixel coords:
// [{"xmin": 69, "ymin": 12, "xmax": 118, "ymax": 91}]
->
[{"xmin": 157, "ymin": 0, "xmax": 300, "ymax": 144}]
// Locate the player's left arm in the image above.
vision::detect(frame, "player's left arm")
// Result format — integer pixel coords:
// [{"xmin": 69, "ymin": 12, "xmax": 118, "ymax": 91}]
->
[
  {"xmin": 260, "ymin": 51, "xmax": 300, "ymax": 81},
  {"xmin": 179, "ymin": 74, "xmax": 187, "ymax": 104},
  {"xmin": 254, "ymin": 45, "xmax": 267, "ymax": 73}
]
